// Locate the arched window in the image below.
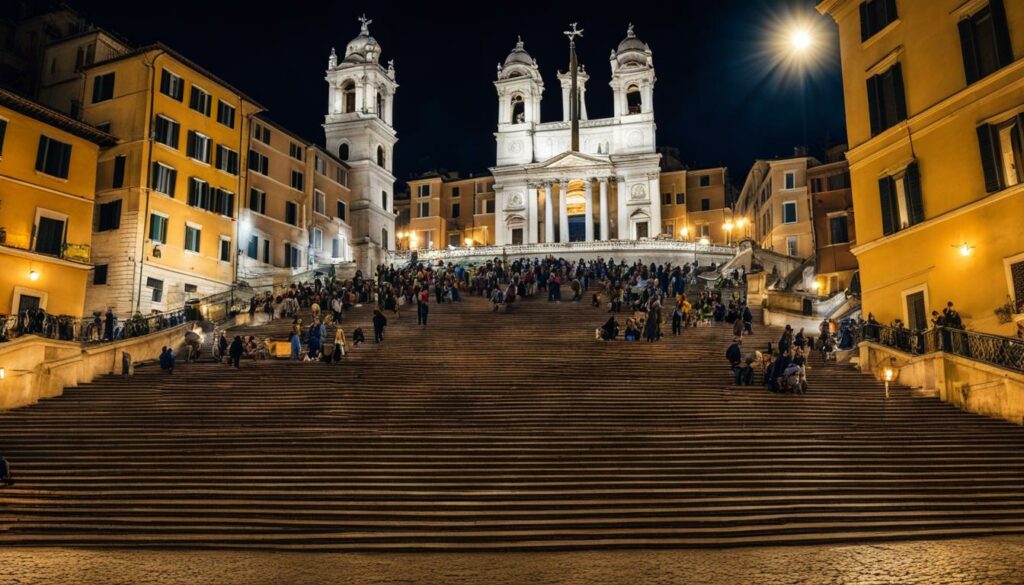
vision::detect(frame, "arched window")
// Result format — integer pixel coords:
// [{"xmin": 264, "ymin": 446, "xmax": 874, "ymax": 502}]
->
[
  {"xmin": 338, "ymin": 143, "xmax": 349, "ymax": 160},
  {"xmin": 341, "ymin": 80, "xmax": 356, "ymax": 113},
  {"xmin": 510, "ymin": 94, "xmax": 525, "ymax": 124},
  {"xmin": 626, "ymin": 85, "xmax": 642, "ymax": 115},
  {"xmin": 377, "ymin": 145, "xmax": 385, "ymax": 167}
]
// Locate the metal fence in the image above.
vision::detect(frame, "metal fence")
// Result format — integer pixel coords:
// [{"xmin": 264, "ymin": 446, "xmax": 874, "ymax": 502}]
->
[{"xmin": 859, "ymin": 323, "xmax": 1024, "ymax": 373}]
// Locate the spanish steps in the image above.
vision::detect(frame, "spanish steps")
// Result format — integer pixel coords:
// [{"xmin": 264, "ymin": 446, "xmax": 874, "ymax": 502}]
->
[{"xmin": 1, "ymin": 286, "xmax": 1023, "ymax": 551}]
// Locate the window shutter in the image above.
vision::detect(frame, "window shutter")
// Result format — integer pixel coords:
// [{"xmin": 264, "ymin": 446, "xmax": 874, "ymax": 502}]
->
[
  {"xmin": 891, "ymin": 63, "xmax": 908, "ymax": 122},
  {"xmin": 866, "ymin": 75, "xmax": 881, "ymax": 136},
  {"xmin": 976, "ymin": 124, "xmax": 1003, "ymax": 193},
  {"xmin": 92, "ymin": 77, "xmax": 102, "ymax": 103},
  {"xmin": 878, "ymin": 176, "xmax": 897, "ymax": 235},
  {"xmin": 904, "ymin": 162, "xmax": 924, "ymax": 226},
  {"xmin": 989, "ymin": 0, "xmax": 1014, "ymax": 69},
  {"xmin": 35, "ymin": 137, "xmax": 48, "ymax": 172},
  {"xmin": 958, "ymin": 18, "xmax": 980, "ymax": 85},
  {"xmin": 859, "ymin": 1, "xmax": 871, "ymax": 42},
  {"xmin": 884, "ymin": 0, "xmax": 897, "ymax": 22}
]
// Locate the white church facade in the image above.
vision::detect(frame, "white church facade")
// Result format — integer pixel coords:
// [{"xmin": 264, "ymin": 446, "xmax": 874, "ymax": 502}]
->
[{"xmin": 490, "ymin": 25, "xmax": 665, "ymax": 246}]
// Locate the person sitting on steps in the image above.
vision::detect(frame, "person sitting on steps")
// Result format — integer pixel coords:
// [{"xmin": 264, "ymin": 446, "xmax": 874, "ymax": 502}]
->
[{"xmin": 0, "ymin": 454, "xmax": 13, "ymax": 487}]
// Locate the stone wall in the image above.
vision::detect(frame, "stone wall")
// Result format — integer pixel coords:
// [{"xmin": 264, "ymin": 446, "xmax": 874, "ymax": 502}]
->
[
  {"xmin": 859, "ymin": 341, "xmax": 1024, "ymax": 426},
  {"xmin": 0, "ymin": 325, "xmax": 186, "ymax": 411}
]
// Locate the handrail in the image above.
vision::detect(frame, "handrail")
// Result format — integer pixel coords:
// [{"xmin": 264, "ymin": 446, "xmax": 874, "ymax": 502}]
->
[{"xmin": 859, "ymin": 323, "xmax": 1024, "ymax": 373}]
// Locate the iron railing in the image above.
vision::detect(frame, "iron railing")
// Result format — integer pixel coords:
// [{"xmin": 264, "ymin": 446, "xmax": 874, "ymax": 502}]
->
[{"xmin": 859, "ymin": 323, "xmax": 1024, "ymax": 373}]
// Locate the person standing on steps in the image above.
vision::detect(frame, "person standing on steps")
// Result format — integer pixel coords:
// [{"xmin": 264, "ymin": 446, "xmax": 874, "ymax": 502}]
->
[
  {"xmin": 727, "ymin": 337, "xmax": 743, "ymax": 384},
  {"xmin": 0, "ymin": 454, "xmax": 14, "ymax": 487},
  {"xmin": 742, "ymin": 304, "xmax": 754, "ymax": 335},
  {"xmin": 417, "ymin": 286, "xmax": 430, "ymax": 326},
  {"xmin": 333, "ymin": 326, "xmax": 347, "ymax": 364},
  {"xmin": 229, "ymin": 335, "xmax": 244, "ymax": 369},
  {"xmin": 289, "ymin": 327, "xmax": 302, "ymax": 361},
  {"xmin": 217, "ymin": 332, "xmax": 228, "ymax": 364},
  {"xmin": 159, "ymin": 346, "xmax": 175, "ymax": 374},
  {"xmin": 373, "ymin": 309, "xmax": 388, "ymax": 343}
]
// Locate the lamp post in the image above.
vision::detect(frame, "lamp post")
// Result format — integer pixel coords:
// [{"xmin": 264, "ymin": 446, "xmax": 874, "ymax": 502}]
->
[
  {"xmin": 723, "ymin": 221, "xmax": 734, "ymax": 245},
  {"xmin": 883, "ymin": 366, "xmax": 894, "ymax": 399}
]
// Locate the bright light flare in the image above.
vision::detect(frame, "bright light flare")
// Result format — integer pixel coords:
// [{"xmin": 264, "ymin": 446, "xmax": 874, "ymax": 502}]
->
[{"xmin": 790, "ymin": 29, "xmax": 812, "ymax": 52}]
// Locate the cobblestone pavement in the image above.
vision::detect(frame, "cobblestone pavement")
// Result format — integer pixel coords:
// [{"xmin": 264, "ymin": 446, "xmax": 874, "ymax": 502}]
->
[{"xmin": 2, "ymin": 537, "xmax": 1024, "ymax": 585}]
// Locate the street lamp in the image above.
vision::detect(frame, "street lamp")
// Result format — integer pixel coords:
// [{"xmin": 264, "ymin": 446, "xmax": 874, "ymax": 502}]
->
[
  {"xmin": 464, "ymin": 237, "xmax": 474, "ymax": 248},
  {"xmin": 680, "ymin": 226, "xmax": 690, "ymax": 240},
  {"xmin": 883, "ymin": 366, "xmax": 894, "ymax": 399},
  {"xmin": 790, "ymin": 28, "xmax": 813, "ymax": 53}
]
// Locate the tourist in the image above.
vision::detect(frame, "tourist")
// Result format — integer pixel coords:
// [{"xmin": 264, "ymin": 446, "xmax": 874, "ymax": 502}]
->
[
  {"xmin": 672, "ymin": 300, "xmax": 683, "ymax": 336},
  {"xmin": 373, "ymin": 309, "xmax": 388, "ymax": 343},
  {"xmin": 732, "ymin": 312, "xmax": 743, "ymax": 338},
  {"xmin": 352, "ymin": 327, "xmax": 366, "ymax": 346},
  {"xmin": 943, "ymin": 301, "xmax": 963, "ymax": 329},
  {"xmin": 742, "ymin": 304, "xmax": 753, "ymax": 335},
  {"xmin": 159, "ymin": 346, "xmax": 175, "ymax": 374},
  {"xmin": 737, "ymin": 353, "xmax": 755, "ymax": 386},
  {"xmin": 229, "ymin": 335, "xmax": 244, "ymax": 369},
  {"xmin": 644, "ymin": 296, "xmax": 662, "ymax": 342},
  {"xmin": 726, "ymin": 337, "xmax": 743, "ymax": 384},
  {"xmin": 184, "ymin": 327, "xmax": 201, "ymax": 362},
  {"xmin": 778, "ymin": 325, "xmax": 793, "ymax": 355},
  {"xmin": 103, "ymin": 307, "xmax": 116, "ymax": 341},
  {"xmin": 417, "ymin": 286, "xmax": 430, "ymax": 326},
  {"xmin": 217, "ymin": 332, "xmax": 228, "ymax": 364},
  {"xmin": 624, "ymin": 318, "xmax": 640, "ymax": 341},
  {"xmin": 0, "ymin": 454, "xmax": 13, "ymax": 487},
  {"xmin": 490, "ymin": 286, "xmax": 505, "ymax": 312},
  {"xmin": 308, "ymin": 319, "xmax": 324, "ymax": 359},
  {"xmin": 333, "ymin": 326, "xmax": 347, "ymax": 364},
  {"xmin": 289, "ymin": 329, "xmax": 301, "ymax": 361},
  {"xmin": 599, "ymin": 316, "xmax": 619, "ymax": 341}
]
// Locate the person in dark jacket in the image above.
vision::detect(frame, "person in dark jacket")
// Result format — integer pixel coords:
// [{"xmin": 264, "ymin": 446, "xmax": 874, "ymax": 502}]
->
[
  {"xmin": 742, "ymin": 305, "xmax": 753, "ymax": 335},
  {"xmin": 159, "ymin": 346, "xmax": 175, "ymax": 374},
  {"xmin": 372, "ymin": 310, "xmax": 388, "ymax": 343},
  {"xmin": 103, "ymin": 307, "xmax": 116, "ymax": 341},
  {"xmin": 0, "ymin": 455, "xmax": 14, "ymax": 487},
  {"xmin": 726, "ymin": 337, "xmax": 743, "ymax": 384},
  {"xmin": 229, "ymin": 335, "xmax": 245, "ymax": 368}
]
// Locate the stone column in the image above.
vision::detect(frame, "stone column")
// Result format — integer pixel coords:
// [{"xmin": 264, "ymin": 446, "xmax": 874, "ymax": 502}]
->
[
  {"xmin": 544, "ymin": 183, "xmax": 554, "ymax": 243},
  {"xmin": 559, "ymin": 179, "xmax": 569, "ymax": 243},
  {"xmin": 599, "ymin": 178, "xmax": 610, "ymax": 241},
  {"xmin": 617, "ymin": 176, "xmax": 629, "ymax": 239},
  {"xmin": 584, "ymin": 180, "xmax": 594, "ymax": 242},
  {"xmin": 494, "ymin": 190, "xmax": 505, "ymax": 246},
  {"xmin": 527, "ymin": 184, "xmax": 539, "ymax": 244},
  {"xmin": 649, "ymin": 175, "xmax": 662, "ymax": 237}
]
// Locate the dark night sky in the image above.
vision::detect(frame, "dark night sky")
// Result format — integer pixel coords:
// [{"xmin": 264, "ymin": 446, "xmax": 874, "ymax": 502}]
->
[{"xmin": 69, "ymin": 0, "xmax": 846, "ymax": 188}]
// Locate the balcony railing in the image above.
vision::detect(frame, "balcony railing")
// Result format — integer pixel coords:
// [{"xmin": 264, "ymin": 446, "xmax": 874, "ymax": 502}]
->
[
  {"xmin": 0, "ymin": 241, "xmax": 91, "ymax": 264},
  {"xmin": 859, "ymin": 323, "xmax": 1024, "ymax": 373}
]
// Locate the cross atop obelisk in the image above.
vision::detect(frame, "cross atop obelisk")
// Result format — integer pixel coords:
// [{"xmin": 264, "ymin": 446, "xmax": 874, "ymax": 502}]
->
[{"xmin": 564, "ymin": 22, "xmax": 584, "ymax": 152}]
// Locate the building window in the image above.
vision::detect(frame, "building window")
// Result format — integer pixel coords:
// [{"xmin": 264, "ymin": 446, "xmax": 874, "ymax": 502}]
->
[
  {"xmin": 284, "ymin": 243, "xmax": 301, "ymax": 268},
  {"xmin": 418, "ymin": 202, "xmax": 430, "ymax": 217},
  {"xmin": 418, "ymin": 185, "xmax": 430, "ymax": 197},
  {"xmin": 701, "ymin": 198, "xmax": 710, "ymax": 211},
  {"xmin": 452, "ymin": 186, "xmax": 460, "ymax": 198},
  {"xmin": 34, "ymin": 214, "xmax": 65, "ymax": 256},
  {"xmin": 249, "ymin": 188, "xmax": 266, "ymax": 214},
  {"xmin": 377, "ymin": 145, "xmax": 385, "ymax": 167},
  {"xmin": 290, "ymin": 170, "xmax": 304, "ymax": 191},
  {"xmin": 285, "ymin": 201, "xmax": 298, "ymax": 226},
  {"xmin": 485, "ymin": 199, "xmax": 495, "ymax": 214},
  {"xmin": 215, "ymin": 145, "xmax": 239, "ymax": 175},
  {"xmin": 314, "ymin": 190, "xmax": 326, "ymax": 215},
  {"xmin": 626, "ymin": 85, "xmax": 642, "ymax": 114},
  {"xmin": 0, "ymin": 119, "xmax": 7, "ymax": 156},
  {"xmin": 93, "ymin": 264, "xmax": 108, "ymax": 285},
  {"xmin": 510, "ymin": 93, "xmax": 525, "ymax": 123},
  {"xmin": 187, "ymin": 177, "xmax": 210, "ymax": 210},
  {"xmin": 219, "ymin": 237, "xmax": 231, "ymax": 262},
  {"xmin": 1009, "ymin": 260, "xmax": 1024, "ymax": 305},
  {"xmin": 252, "ymin": 123, "xmax": 270, "ymax": 144},
  {"xmin": 289, "ymin": 143, "xmax": 303, "ymax": 161},
  {"xmin": 959, "ymin": 2, "xmax": 1014, "ymax": 85},
  {"xmin": 91, "ymin": 72, "xmax": 115, "ymax": 103},
  {"xmin": 782, "ymin": 201, "xmax": 798, "ymax": 224},
  {"xmin": 784, "ymin": 171, "xmax": 796, "ymax": 190},
  {"xmin": 247, "ymin": 234, "xmax": 258, "ymax": 259},
  {"xmin": 159, "ymin": 70, "xmax": 184, "ymax": 101},
  {"xmin": 337, "ymin": 200, "xmax": 347, "ymax": 221},
  {"xmin": 860, "ymin": 0, "xmax": 898, "ymax": 42},
  {"xmin": 382, "ymin": 190, "xmax": 388, "ymax": 210},
  {"xmin": 699, "ymin": 175, "xmax": 710, "ymax": 187},
  {"xmin": 216, "ymin": 101, "xmax": 236, "ymax": 128},
  {"xmin": 787, "ymin": 235, "xmax": 799, "ymax": 257},
  {"xmin": 186, "ymin": 131, "xmax": 211, "ymax": 164},
  {"xmin": 338, "ymin": 143, "xmax": 349, "ymax": 160},
  {"xmin": 828, "ymin": 171, "xmax": 851, "ymax": 191},
  {"xmin": 248, "ymin": 150, "xmax": 268, "ymax": 175},
  {"xmin": 97, "ymin": 199, "xmax": 121, "ymax": 231},
  {"xmin": 189, "ymin": 86, "xmax": 212, "ymax": 116},
  {"xmin": 153, "ymin": 115, "xmax": 180, "ymax": 149},
  {"xmin": 332, "ymin": 238, "xmax": 340, "ymax": 258},
  {"xmin": 675, "ymin": 193, "xmax": 685, "ymax": 205},
  {"xmin": 312, "ymin": 227, "xmax": 323, "ymax": 250},
  {"xmin": 699, "ymin": 223, "xmax": 710, "ymax": 238},
  {"xmin": 977, "ymin": 116, "xmax": 1024, "ymax": 193},
  {"xmin": 184, "ymin": 225, "xmax": 201, "ymax": 253},
  {"xmin": 878, "ymin": 162, "xmax": 924, "ymax": 236},
  {"xmin": 866, "ymin": 63, "xmax": 907, "ymax": 136},
  {"xmin": 149, "ymin": 213, "xmax": 168, "ymax": 243},
  {"xmin": 262, "ymin": 240, "xmax": 270, "ymax": 264},
  {"xmin": 315, "ymin": 154, "xmax": 328, "ymax": 175},
  {"xmin": 452, "ymin": 203, "xmax": 460, "ymax": 218},
  {"xmin": 35, "ymin": 135, "xmax": 72, "ymax": 179},
  {"xmin": 147, "ymin": 277, "xmax": 164, "ymax": 303},
  {"xmin": 382, "ymin": 228, "xmax": 389, "ymax": 248},
  {"xmin": 112, "ymin": 155, "xmax": 126, "ymax": 188},
  {"xmin": 662, "ymin": 192, "xmax": 672, "ymax": 205},
  {"xmin": 830, "ymin": 215, "xmax": 850, "ymax": 244}
]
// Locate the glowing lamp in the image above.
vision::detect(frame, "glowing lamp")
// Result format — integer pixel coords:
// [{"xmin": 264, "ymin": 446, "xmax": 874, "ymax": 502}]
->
[
  {"xmin": 28, "ymin": 270, "xmax": 40, "ymax": 281},
  {"xmin": 240, "ymin": 218, "xmax": 252, "ymax": 232},
  {"xmin": 790, "ymin": 29, "xmax": 812, "ymax": 52},
  {"xmin": 723, "ymin": 222, "xmax": 734, "ymax": 232},
  {"xmin": 464, "ymin": 237, "xmax": 474, "ymax": 247},
  {"xmin": 958, "ymin": 242, "xmax": 973, "ymax": 257},
  {"xmin": 811, "ymin": 281, "xmax": 821, "ymax": 291},
  {"xmin": 736, "ymin": 218, "xmax": 747, "ymax": 229},
  {"xmin": 0, "ymin": 367, "xmax": 5, "ymax": 380},
  {"xmin": 883, "ymin": 367, "xmax": 894, "ymax": 382},
  {"xmin": 699, "ymin": 237, "xmax": 710, "ymax": 246},
  {"xmin": 680, "ymin": 227, "xmax": 690, "ymax": 238}
]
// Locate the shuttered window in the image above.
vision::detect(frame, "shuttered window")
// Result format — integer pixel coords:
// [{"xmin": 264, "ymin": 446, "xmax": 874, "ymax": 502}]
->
[
  {"xmin": 35, "ymin": 135, "xmax": 72, "ymax": 179},
  {"xmin": 866, "ymin": 63, "xmax": 907, "ymax": 136},
  {"xmin": 859, "ymin": 0, "xmax": 898, "ymax": 42},
  {"xmin": 879, "ymin": 162, "xmax": 924, "ymax": 236},
  {"xmin": 153, "ymin": 115, "xmax": 179, "ymax": 149},
  {"xmin": 958, "ymin": 0, "xmax": 1014, "ymax": 85},
  {"xmin": 976, "ymin": 115, "xmax": 1024, "ymax": 194},
  {"xmin": 91, "ymin": 72, "xmax": 115, "ymax": 103},
  {"xmin": 160, "ymin": 70, "xmax": 184, "ymax": 101},
  {"xmin": 830, "ymin": 215, "xmax": 850, "ymax": 244},
  {"xmin": 97, "ymin": 199, "xmax": 122, "ymax": 232}
]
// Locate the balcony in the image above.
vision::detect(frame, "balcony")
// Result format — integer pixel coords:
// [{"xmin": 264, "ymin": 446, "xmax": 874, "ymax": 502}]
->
[{"xmin": 0, "ymin": 239, "xmax": 91, "ymax": 265}]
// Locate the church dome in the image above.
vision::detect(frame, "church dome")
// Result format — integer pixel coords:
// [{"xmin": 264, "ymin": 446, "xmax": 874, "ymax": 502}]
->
[
  {"xmin": 615, "ymin": 24, "xmax": 650, "ymax": 65},
  {"xmin": 503, "ymin": 36, "xmax": 534, "ymax": 67},
  {"xmin": 344, "ymin": 16, "xmax": 381, "ymax": 64}
]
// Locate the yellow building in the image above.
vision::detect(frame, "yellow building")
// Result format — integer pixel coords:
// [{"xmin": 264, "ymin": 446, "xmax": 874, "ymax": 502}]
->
[
  {"xmin": 659, "ymin": 167, "xmax": 733, "ymax": 244},
  {"xmin": 0, "ymin": 88, "xmax": 115, "ymax": 318},
  {"xmin": 735, "ymin": 155, "xmax": 820, "ymax": 259},
  {"xmin": 819, "ymin": 0, "xmax": 1024, "ymax": 335},
  {"xmin": 78, "ymin": 43, "xmax": 263, "ymax": 315}
]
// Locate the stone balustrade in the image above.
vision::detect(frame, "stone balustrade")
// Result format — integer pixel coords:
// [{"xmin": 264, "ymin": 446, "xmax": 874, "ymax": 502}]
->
[{"xmin": 389, "ymin": 239, "xmax": 736, "ymax": 265}]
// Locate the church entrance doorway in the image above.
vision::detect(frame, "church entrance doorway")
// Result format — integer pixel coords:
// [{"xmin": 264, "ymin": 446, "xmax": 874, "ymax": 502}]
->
[{"xmin": 568, "ymin": 215, "xmax": 586, "ymax": 242}]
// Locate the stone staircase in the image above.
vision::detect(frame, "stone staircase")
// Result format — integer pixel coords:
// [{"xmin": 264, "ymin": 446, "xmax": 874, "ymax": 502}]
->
[{"xmin": 0, "ymin": 290, "xmax": 1023, "ymax": 550}]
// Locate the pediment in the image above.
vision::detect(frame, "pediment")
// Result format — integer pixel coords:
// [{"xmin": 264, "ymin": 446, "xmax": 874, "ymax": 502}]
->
[{"xmin": 535, "ymin": 151, "xmax": 609, "ymax": 169}]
